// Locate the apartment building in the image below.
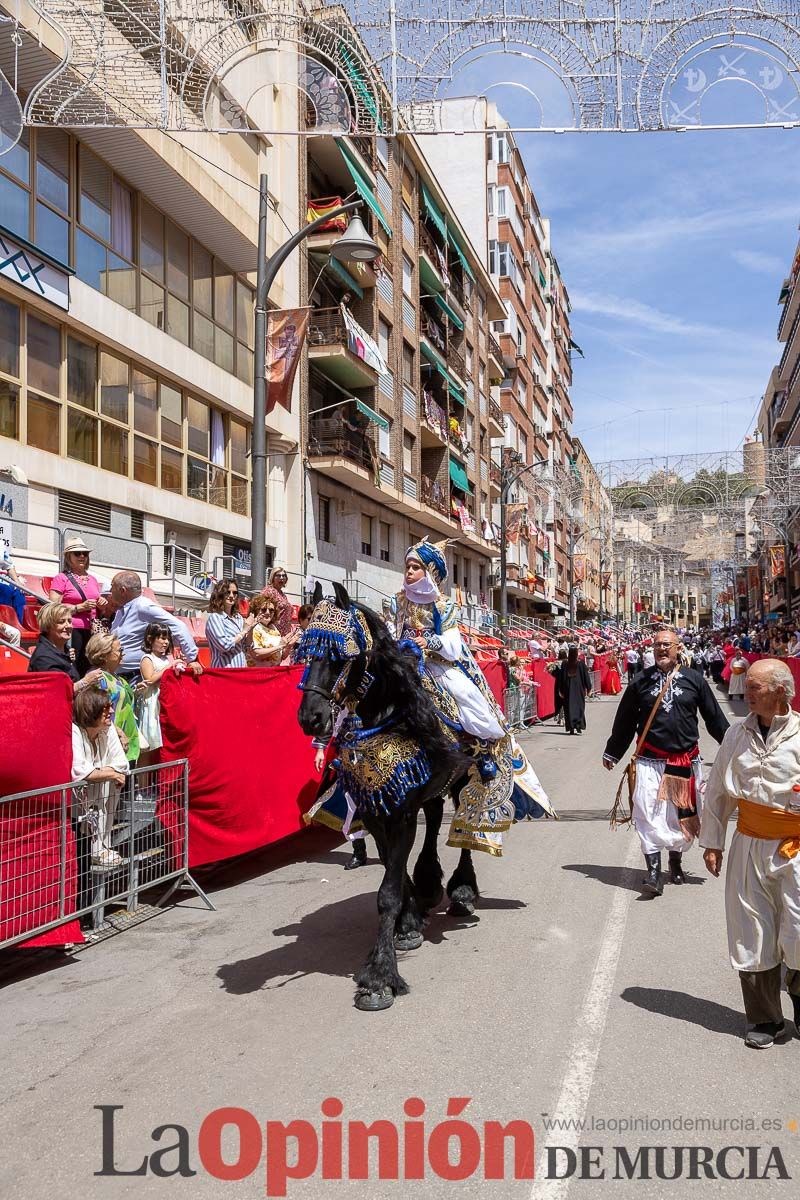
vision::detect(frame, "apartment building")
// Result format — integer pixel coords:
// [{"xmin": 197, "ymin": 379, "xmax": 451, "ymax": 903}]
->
[
  {"xmin": 572, "ymin": 439, "xmax": 613, "ymax": 621},
  {"xmin": 300, "ymin": 15, "xmax": 506, "ymax": 618},
  {"xmin": 0, "ymin": 2, "xmax": 302, "ymax": 601},
  {"xmin": 420, "ymin": 99, "xmax": 576, "ymax": 625}
]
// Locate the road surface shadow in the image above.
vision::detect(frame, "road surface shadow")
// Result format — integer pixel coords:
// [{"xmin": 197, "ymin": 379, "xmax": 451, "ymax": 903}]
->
[
  {"xmin": 562, "ymin": 862, "xmax": 705, "ymax": 893},
  {"xmin": 217, "ymin": 891, "xmax": 377, "ymax": 993},
  {"xmin": 621, "ymin": 986, "xmax": 741, "ymax": 1038}
]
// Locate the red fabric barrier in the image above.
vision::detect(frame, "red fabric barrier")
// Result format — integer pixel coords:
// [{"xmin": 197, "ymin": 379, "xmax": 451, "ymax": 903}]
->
[
  {"xmin": 531, "ymin": 659, "xmax": 556, "ymax": 719},
  {"xmin": 480, "ymin": 659, "xmax": 507, "ymax": 712},
  {"xmin": 158, "ymin": 666, "xmax": 321, "ymax": 868},
  {"xmin": 0, "ymin": 673, "xmax": 82, "ymax": 946}
]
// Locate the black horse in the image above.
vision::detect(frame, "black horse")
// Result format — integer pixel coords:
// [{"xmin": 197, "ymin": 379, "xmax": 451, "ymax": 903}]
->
[{"xmin": 297, "ymin": 582, "xmax": 480, "ymax": 1011}]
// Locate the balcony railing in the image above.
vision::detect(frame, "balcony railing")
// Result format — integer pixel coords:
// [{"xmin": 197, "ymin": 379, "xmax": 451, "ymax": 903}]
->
[
  {"xmin": 447, "ymin": 341, "xmax": 467, "ymax": 381},
  {"xmin": 488, "ymin": 396, "xmax": 504, "ymax": 428},
  {"xmin": 488, "ymin": 332, "xmax": 503, "ymax": 364},
  {"xmin": 779, "ymin": 280, "xmax": 796, "ymax": 339},
  {"xmin": 422, "ymin": 390, "xmax": 448, "ymax": 442},
  {"xmin": 308, "ymin": 414, "xmax": 377, "ymax": 472},
  {"xmin": 420, "ymin": 222, "xmax": 446, "ymax": 272},
  {"xmin": 422, "ymin": 474, "xmax": 449, "ymax": 517},
  {"xmin": 779, "ymin": 307, "xmax": 800, "ymax": 375},
  {"xmin": 308, "ymin": 307, "xmax": 351, "ymax": 349},
  {"xmin": 421, "ymin": 312, "xmax": 446, "ymax": 352}
]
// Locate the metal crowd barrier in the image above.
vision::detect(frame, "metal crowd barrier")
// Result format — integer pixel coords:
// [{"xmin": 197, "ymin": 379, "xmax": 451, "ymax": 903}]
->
[
  {"xmin": 0, "ymin": 759, "xmax": 213, "ymax": 951},
  {"xmin": 503, "ymin": 683, "xmax": 538, "ymax": 730}
]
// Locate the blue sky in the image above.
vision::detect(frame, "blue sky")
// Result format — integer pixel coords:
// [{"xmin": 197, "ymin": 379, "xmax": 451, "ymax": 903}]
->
[
  {"xmin": 430, "ymin": 43, "xmax": 800, "ymax": 468},
  {"xmin": 519, "ymin": 128, "xmax": 800, "ymax": 466}
]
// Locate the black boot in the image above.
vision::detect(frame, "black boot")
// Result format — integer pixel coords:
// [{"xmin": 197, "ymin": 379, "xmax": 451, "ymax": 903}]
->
[
  {"xmin": 792, "ymin": 994, "xmax": 800, "ymax": 1034},
  {"xmin": 344, "ymin": 838, "xmax": 367, "ymax": 871},
  {"xmin": 643, "ymin": 852, "xmax": 663, "ymax": 897},
  {"xmin": 668, "ymin": 851, "xmax": 685, "ymax": 885}
]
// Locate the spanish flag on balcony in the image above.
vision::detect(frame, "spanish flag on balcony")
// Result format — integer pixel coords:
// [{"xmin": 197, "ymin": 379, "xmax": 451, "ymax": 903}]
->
[{"xmin": 306, "ymin": 197, "xmax": 348, "ymax": 232}]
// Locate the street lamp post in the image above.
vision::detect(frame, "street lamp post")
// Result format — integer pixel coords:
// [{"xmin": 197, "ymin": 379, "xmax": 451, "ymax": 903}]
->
[
  {"xmin": 498, "ymin": 451, "xmax": 548, "ymax": 640},
  {"xmin": 250, "ymin": 174, "xmax": 381, "ymax": 592}
]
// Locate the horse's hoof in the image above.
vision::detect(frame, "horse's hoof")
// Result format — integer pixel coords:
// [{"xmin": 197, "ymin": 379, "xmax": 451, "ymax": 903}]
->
[
  {"xmin": 395, "ymin": 930, "xmax": 423, "ymax": 951},
  {"xmin": 354, "ymin": 987, "xmax": 395, "ymax": 1011},
  {"xmin": 448, "ymin": 899, "xmax": 476, "ymax": 918}
]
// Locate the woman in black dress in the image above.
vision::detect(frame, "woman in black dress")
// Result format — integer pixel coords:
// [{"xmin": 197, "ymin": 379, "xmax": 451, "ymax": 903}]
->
[{"xmin": 557, "ymin": 644, "xmax": 592, "ymax": 735}]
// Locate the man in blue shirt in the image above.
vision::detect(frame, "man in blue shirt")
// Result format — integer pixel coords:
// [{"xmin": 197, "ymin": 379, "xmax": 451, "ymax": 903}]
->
[{"xmin": 110, "ymin": 571, "xmax": 201, "ymax": 682}]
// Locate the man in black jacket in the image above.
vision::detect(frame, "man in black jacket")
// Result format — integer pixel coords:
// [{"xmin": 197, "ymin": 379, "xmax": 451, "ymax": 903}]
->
[{"xmin": 603, "ymin": 628, "xmax": 729, "ymax": 896}]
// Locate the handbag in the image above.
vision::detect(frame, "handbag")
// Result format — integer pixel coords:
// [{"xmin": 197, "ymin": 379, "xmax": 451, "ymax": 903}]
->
[
  {"xmin": 65, "ymin": 571, "xmax": 105, "ymax": 635},
  {"xmin": 609, "ymin": 669, "xmax": 677, "ymax": 828}
]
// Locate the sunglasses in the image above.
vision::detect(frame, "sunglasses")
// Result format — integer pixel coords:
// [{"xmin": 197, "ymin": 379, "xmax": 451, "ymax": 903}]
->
[{"xmin": 227, "ymin": 590, "xmax": 239, "ymax": 597}]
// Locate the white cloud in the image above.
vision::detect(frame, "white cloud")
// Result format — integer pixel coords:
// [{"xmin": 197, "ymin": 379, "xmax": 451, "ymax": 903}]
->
[{"xmin": 731, "ymin": 249, "xmax": 786, "ymax": 276}]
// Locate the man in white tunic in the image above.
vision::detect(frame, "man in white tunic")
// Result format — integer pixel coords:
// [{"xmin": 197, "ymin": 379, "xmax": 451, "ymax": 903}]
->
[
  {"xmin": 604, "ymin": 628, "xmax": 728, "ymax": 896},
  {"xmin": 701, "ymin": 658, "xmax": 800, "ymax": 1049}
]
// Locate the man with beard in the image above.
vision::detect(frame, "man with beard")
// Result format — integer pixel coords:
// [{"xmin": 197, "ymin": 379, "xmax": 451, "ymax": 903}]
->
[{"xmin": 603, "ymin": 629, "xmax": 729, "ymax": 896}]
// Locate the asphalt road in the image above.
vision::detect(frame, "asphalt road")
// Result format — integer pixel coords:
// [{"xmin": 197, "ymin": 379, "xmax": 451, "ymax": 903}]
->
[{"xmin": 1, "ymin": 680, "xmax": 798, "ymax": 1200}]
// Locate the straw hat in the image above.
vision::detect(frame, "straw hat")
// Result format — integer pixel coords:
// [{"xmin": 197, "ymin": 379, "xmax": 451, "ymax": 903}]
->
[{"xmin": 63, "ymin": 535, "xmax": 92, "ymax": 555}]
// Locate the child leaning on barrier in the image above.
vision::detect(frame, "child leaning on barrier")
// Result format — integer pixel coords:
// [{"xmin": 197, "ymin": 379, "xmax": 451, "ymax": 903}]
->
[{"xmin": 136, "ymin": 622, "xmax": 185, "ymax": 762}]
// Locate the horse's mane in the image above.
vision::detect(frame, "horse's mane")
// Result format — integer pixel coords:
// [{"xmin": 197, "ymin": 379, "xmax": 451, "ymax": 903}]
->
[{"xmin": 354, "ymin": 602, "xmax": 464, "ymax": 765}]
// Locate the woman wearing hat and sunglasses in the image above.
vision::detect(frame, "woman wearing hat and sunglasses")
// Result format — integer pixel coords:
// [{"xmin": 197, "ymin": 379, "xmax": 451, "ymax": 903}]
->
[{"xmin": 49, "ymin": 536, "xmax": 107, "ymax": 676}]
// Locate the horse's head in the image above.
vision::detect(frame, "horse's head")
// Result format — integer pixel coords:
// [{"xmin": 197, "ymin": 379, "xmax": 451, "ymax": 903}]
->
[{"xmin": 296, "ymin": 582, "xmax": 373, "ymax": 739}]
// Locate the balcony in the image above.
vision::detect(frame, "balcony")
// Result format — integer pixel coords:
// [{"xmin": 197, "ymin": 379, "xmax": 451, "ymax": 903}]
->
[
  {"xmin": 446, "ymin": 341, "xmax": 467, "ymax": 385},
  {"xmin": 308, "ymin": 414, "xmax": 377, "ymax": 474},
  {"xmin": 421, "ymin": 311, "xmax": 447, "ymax": 353},
  {"xmin": 488, "ymin": 333, "xmax": 505, "ymax": 382},
  {"xmin": 421, "ymin": 390, "xmax": 448, "ymax": 445},
  {"xmin": 489, "ymin": 460, "xmax": 502, "ymax": 494},
  {"xmin": 421, "ymin": 474, "xmax": 449, "ymax": 518},
  {"xmin": 307, "ymin": 308, "xmax": 380, "ymax": 389},
  {"xmin": 419, "ymin": 223, "xmax": 447, "ymax": 295},
  {"xmin": 488, "ymin": 396, "xmax": 504, "ymax": 436}
]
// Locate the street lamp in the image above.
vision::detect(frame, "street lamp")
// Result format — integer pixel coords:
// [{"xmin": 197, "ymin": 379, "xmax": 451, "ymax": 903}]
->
[
  {"xmin": 250, "ymin": 174, "xmax": 381, "ymax": 591},
  {"xmin": 498, "ymin": 451, "xmax": 549, "ymax": 639}
]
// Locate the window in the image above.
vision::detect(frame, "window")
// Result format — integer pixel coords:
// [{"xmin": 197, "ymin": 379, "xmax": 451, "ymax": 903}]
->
[
  {"xmin": 79, "ymin": 149, "xmax": 111, "ymax": 242},
  {"xmin": 0, "ymin": 298, "xmax": 20, "ymax": 378},
  {"xmin": 403, "ymin": 430, "xmax": 415, "ymax": 474},
  {"xmin": 378, "ymin": 318, "xmax": 391, "ymax": 363},
  {"xmin": 487, "ymin": 184, "xmax": 495, "ymax": 216},
  {"xmin": 402, "ymin": 342, "xmax": 415, "ymax": 386},
  {"xmin": 0, "ymin": 381, "xmax": 19, "ymax": 439},
  {"xmin": 28, "ymin": 316, "xmax": 61, "ymax": 397},
  {"xmin": 380, "ymin": 521, "xmax": 390, "ymax": 562},
  {"xmin": 319, "ymin": 494, "xmax": 332, "ymax": 543},
  {"xmin": 68, "ymin": 338, "xmax": 97, "ymax": 410},
  {"xmin": 402, "ymin": 253, "xmax": 414, "ymax": 299},
  {"xmin": 379, "ymin": 420, "xmax": 391, "ymax": 458},
  {"xmin": 466, "ymin": 344, "xmax": 473, "ymax": 374},
  {"xmin": 377, "ymin": 136, "xmax": 389, "ymax": 167},
  {"xmin": 361, "ymin": 514, "xmax": 372, "ymax": 556}
]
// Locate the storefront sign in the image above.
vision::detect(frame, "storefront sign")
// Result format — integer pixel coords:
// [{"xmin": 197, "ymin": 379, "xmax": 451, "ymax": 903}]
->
[{"xmin": 0, "ymin": 226, "xmax": 71, "ymax": 311}]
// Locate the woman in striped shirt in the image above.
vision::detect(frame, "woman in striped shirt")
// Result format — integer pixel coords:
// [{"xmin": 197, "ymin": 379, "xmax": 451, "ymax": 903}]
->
[{"xmin": 206, "ymin": 579, "xmax": 256, "ymax": 669}]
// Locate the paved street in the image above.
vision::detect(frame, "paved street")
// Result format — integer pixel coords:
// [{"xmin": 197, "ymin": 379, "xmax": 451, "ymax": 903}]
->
[{"xmin": 2, "ymin": 682, "xmax": 798, "ymax": 1199}]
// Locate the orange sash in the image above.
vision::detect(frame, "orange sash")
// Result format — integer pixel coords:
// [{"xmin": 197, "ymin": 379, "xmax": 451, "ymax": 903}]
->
[{"xmin": 736, "ymin": 797, "xmax": 800, "ymax": 860}]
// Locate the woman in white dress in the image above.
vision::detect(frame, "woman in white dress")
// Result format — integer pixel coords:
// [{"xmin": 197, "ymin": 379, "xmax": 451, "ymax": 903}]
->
[{"xmin": 728, "ymin": 650, "xmax": 749, "ymax": 698}]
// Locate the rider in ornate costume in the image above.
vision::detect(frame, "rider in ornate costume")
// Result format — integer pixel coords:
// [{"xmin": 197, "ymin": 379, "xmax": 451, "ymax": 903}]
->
[{"xmin": 385, "ymin": 538, "xmax": 504, "ymax": 748}]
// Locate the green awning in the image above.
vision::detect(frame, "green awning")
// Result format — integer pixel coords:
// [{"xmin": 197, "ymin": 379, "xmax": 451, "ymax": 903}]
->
[
  {"xmin": 311, "ymin": 252, "xmax": 364, "ymax": 300},
  {"xmin": 449, "ymin": 457, "xmax": 473, "ymax": 494},
  {"xmin": 434, "ymin": 294, "xmax": 464, "ymax": 330},
  {"xmin": 338, "ymin": 46, "xmax": 383, "ymax": 131},
  {"xmin": 569, "ymin": 338, "xmax": 585, "ymax": 358},
  {"xmin": 448, "ymin": 233, "xmax": 476, "ymax": 284},
  {"xmin": 356, "ymin": 399, "xmax": 389, "ymax": 431},
  {"xmin": 420, "ymin": 338, "xmax": 465, "ymax": 398},
  {"xmin": 335, "ymin": 138, "xmax": 392, "ymax": 236},
  {"xmin": 538, "ymin": 267, "xmax": 547, "ymax": 290},
  {"xmin": 421, "ymin": 183, "xmax": 447, "ymax": 241},
  {"xmin": 421, "ymin": 183, "xmax": 476, "ymax": 283}
]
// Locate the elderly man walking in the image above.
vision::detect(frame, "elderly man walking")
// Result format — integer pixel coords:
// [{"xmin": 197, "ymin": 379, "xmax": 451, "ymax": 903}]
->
[
  {"xmin": 701, "ymin": 658, "xmax": 800, "ymax": 1049},
  {"xmin": 604, "ymin": 628, "xmax": 729, "ymax": 896}
]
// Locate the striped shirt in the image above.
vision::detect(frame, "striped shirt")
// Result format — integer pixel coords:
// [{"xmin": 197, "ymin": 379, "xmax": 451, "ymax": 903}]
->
[{"xmin": 206, "ymin": 611, "xmax": 248, "ymax": 669}]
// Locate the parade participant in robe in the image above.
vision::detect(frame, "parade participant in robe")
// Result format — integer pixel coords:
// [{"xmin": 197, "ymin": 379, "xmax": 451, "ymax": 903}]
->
[{"xmin": 701, "ymin": 658, "xmax": 800, "ymax": 1049}]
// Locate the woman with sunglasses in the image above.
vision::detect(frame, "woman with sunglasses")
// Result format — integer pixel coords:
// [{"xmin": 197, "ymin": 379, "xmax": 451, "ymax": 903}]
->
[
  {"xmin": 260, "ymin": 566, "xmax": 293, "ymax": 636},
  {"xmin": 206, "ymin": 579, "xmax": 256, "ymax": 668},
  {"xmin": 49, "ymin": 536, "xmax": 107, "ymax": 676}
]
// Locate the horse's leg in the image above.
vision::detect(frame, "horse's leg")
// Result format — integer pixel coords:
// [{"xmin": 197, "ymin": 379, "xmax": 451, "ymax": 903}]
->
[
  {"xmin": 354, "ymin": 812, "xmax": 416, "ymax": 1011},
  {"xmin": 413, "ymin": 796, "xmax": 445, "ymax": 915},
  {"xmin": 446, "ymin": 848, "xmax": 480, "ymax": 917}
]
